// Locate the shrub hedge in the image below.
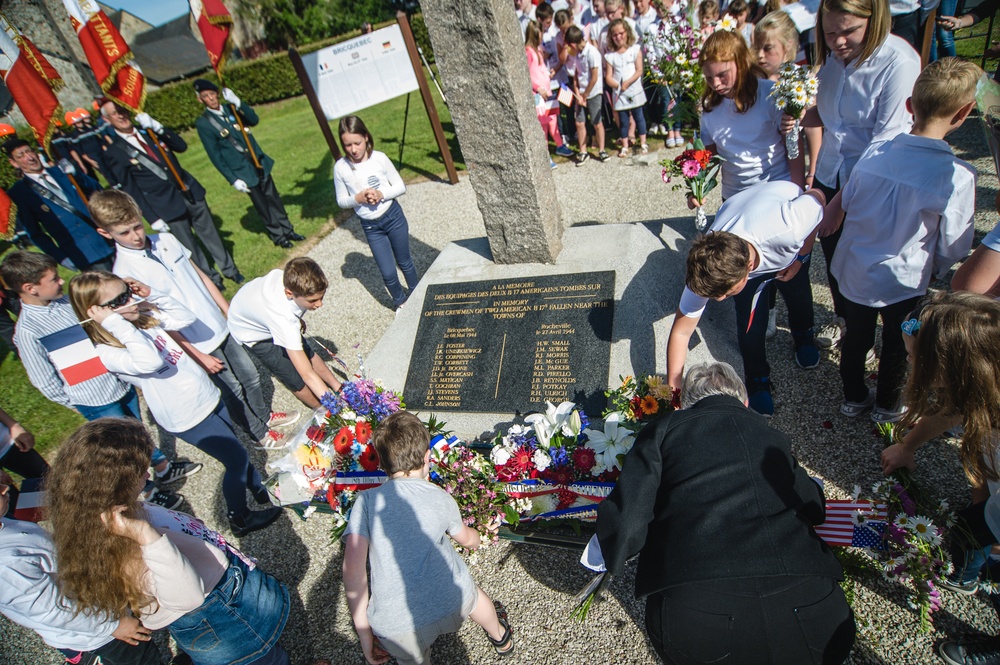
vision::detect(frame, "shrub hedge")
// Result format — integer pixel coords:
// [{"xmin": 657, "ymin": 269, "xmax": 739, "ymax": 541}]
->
[{"xmin": 146, "ymin": 14, "xmax": 435, "ymax": 131}]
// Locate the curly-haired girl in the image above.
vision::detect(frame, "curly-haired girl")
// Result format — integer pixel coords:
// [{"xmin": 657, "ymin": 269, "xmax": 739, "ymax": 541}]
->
[{"xmin": 47, "ymin": 418, "xmax": 291, "ymax": 665}]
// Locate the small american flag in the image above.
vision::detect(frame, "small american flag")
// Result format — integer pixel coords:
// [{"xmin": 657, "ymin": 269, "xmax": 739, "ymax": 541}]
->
[{"xmin": 815, "ymin": 499, "xmax": 888, "ymax": 548}]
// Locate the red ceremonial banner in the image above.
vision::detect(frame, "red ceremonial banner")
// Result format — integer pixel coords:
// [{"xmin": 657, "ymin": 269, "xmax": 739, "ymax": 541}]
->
[
  {"xmin": 62, "ymin": 0, "xmax": 145, "ymax": 111},
  {"xmin": 0, "ymin": 189, "xmax": 18, "ymax": 240},
  {"xmin": 0, "ymin": 13, "xmax": 64, "ymax": 152},
  {"xmin": 189, "ymin": 0, "xmax": 233, "ymax": 74}
]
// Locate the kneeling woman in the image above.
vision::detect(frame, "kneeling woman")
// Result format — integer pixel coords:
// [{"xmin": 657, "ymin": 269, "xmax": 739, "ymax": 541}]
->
[
  {"xmin": 47, "ymin": 418, "xmax": 291, "ymax": 665},
  {"xmin": 595, "ymin": 362, "xmax": 855, "ymax": 664}
]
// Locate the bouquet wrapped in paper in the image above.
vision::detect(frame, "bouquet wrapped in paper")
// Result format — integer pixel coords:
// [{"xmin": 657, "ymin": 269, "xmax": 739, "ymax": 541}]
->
[
  {"xmin": 660, "ymin": 138, "xmax": 724, "ymax": 230},
  {"xmin": 769, "ymin": 62, "xmax": 818, "ymax": 160}
]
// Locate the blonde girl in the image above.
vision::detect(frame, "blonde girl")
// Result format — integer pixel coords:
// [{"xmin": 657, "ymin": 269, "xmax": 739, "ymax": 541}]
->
[{"xmin": 604, "ymin": 18, "xmax": 649, "ymax": 155}]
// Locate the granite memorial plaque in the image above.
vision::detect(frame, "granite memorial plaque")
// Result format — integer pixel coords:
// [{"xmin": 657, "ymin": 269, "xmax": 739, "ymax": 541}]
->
[{"xmin": 405, "ymin": 272, "xmax": 615, "ymax": 413}]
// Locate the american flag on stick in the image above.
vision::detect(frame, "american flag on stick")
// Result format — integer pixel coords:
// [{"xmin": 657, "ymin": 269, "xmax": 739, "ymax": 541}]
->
[{"xmin": 815, "ymin": 499, "xmax": 888, "ymax": 549}]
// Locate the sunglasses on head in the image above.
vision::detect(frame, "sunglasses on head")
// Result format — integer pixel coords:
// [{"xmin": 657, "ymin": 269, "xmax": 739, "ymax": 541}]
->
[{"xmin": 100, "ymin": 286, "xmax": 133, "ymax": 309}]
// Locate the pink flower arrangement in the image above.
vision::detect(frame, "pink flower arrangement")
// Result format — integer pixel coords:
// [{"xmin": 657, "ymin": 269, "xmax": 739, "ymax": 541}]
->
[{"xmin": 681, "ymin": 159, "xmax": 701, "ymax": 178}]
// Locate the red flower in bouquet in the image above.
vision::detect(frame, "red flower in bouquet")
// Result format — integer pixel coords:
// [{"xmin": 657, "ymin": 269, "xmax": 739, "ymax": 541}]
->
[
  {"xmin": 573, "ymin": 446, "xmax": 598, "ymax": 475},
  {"xmin": 326, "ymin": 484, "xmax": 339, "ymax": 511},
  {"xmin": 691, "ymin": 149, "xmax": 713, "ymax": 168},
  {"xmin": 359, "ymin": 444, "xmax": 380, "ymax": 472},
  {"xmin": 543, "ymin": 465, "xmax": 576, "ymax": 486},
  {"xmin": 557, "ymin": 488, "xmax": 578, "ymax": 510},
  {"xmin": 497, "ymin": 461, "xmax": 522, "ymax": 482},
  {"xmin": 629, "ymin": 395, "xmax": 643, "ymax": 420},
  {"xmin": 306, "ymin": 424, "xmax": 326, "ymax": 443},
  {"xmin": 333, "ymin": 427, "xmax": 354, "ymax": 456},
  {"xmin": 599, "ymin": 468, "xmax": 621, "ymax": 482},
  {"xmin": 510, "ymin": 448, "xmax": 534, "ymax": 474},
  {"xmin": 354, "ymin": 420, "xmax": 372, "ymax": 445}
]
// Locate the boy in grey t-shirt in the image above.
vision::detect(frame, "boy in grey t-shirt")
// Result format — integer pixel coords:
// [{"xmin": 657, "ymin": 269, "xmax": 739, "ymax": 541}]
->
[{"xmin": 343, "ymin": 412, "xmax": 514, "ymax": 664}]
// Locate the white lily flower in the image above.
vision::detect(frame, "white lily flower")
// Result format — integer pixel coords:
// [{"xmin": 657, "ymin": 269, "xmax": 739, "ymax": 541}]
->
[
  {"xmin": 524, "ymin": 401, "xmax": 578, "ymax": 448},
  {"xmin": 583, "ymin": 412, "xmax": 636, "ymax": 473}
]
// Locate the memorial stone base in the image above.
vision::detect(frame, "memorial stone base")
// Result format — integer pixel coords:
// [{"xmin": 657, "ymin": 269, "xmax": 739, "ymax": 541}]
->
[{"xmin": 366, "ymin": 222, "xmax": 741, "ymax": 440}]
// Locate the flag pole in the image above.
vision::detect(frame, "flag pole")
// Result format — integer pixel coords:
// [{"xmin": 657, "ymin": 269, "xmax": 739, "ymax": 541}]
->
[
  {"xmin": 144, "ymin": 128, "xmax": 189, "ymax": 194},
  {"xmin": 217, "ymin": 72, "xmax": 263, "ymax": 172}
]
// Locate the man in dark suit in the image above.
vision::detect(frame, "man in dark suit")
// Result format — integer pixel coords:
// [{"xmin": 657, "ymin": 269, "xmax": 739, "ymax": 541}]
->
[
  {"xmin": 192, "ymin": 79, "xmax": 304, "ymax": 249},
  {"xmin": 98, "ymin": 100, "xmax": 243, "ymax": 288},
  {"xmin": 3, "ymin": 138, "xmax": 113, "ymax": 273},
  {"xmin": 594, "ymin": 362, "xmax": 855, "ymax": 664}
]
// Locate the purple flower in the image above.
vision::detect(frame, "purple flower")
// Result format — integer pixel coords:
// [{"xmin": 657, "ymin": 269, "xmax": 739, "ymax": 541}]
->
[{"xmin": 681, "ymin": 160, "xmax": 701, "ymax": 178}]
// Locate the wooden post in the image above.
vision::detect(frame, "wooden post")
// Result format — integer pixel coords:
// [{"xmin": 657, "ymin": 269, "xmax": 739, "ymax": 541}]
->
[
  {"xmin": 920, "ymin": 9, "xmax": 937, "ymax": 69},
  {"xmin": 288, "ymin": 48, "xmax": 343, "ymax": 161},
  {"xmin": 396, "ymin": 11, "xmax": 459, "ymax": 185},
  {"xmin": 145, "ymin": 128, "xmax": 189, "ymax": 193}
]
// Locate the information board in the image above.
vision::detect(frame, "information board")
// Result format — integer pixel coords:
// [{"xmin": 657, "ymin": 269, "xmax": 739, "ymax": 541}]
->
[
  {"xmin": 300, "ymin": 24, "xmax": 419, "ymax": 120},
  {"xmin": 404, "ymin": 273, "xmax": 615, "ymax": 414}
]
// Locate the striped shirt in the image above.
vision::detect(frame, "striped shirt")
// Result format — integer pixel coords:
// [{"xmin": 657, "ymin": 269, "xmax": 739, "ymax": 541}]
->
[{"xmin": 14, "ymin": 297, "xmax": 128, "ymax": 408}]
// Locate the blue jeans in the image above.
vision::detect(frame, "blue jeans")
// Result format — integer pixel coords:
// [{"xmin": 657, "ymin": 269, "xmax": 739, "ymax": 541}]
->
[
  {"xmin": 169, "ymin": 554, "xmax": 290, "ymax": 665},
  {"xmin": 360, "ymin": 200, "xmax": 419, "ymax": 307},
  {"xmin": 931, "ymin": 0, "xmax": 958, "ymax": 60},
  {"xmin": 75, "ymin": 388, "xmax": 166, "ymax": 467},
  {"xmin": 618, "ymin": 106, "xmax": 648, "ymax": 139},
  {"xmin": 210, "ymin": 335, "xmax": 269, "ymax": 440},
  {"xmin": 171, "ymin": 402, "xmax": 265, "ymax": 517}
]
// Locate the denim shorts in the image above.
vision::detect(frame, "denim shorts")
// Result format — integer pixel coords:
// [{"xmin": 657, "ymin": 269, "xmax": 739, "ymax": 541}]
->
[{"xmin": 168, "ymin": 554, "xmax": 290, "ymax": 665}]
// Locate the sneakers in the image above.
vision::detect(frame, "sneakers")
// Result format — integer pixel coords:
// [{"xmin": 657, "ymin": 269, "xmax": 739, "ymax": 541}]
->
[
  {"xmin": 157, "ymin": 460, "xmax": 204, "ymax": 485},
  {"xmin": 268, "ymin": 410, "xmax": 301, "ymax": 428},
  {"xmin": 939, "ymin": 576, "xmax": 980, "ymax": 597},
  {"xmin": 229, "ymin": 505, "xmax": 283, "ymax": 537},
  {"xmin": 766, "ymin": 309, "xmax": 777, "ymax": 339},
  {"xmin": 597, "ymin": 150, "xmax": 611, "ymax": 162},
  {"xmin": 747, "ymin": 377, "xmax": 774, "ymax": 417},
  {"xmin": 554, "ymin": 145, "xmax": 575, "ymax": 158},
  {"xmin": 146, "ymin": 489, "xmax": 183, "ymax": 510},
  {"xmin": 575, "ymin": 151, "xmax": 590, "ymax": 167},
  {"xmin": 815, "ymin": 316, "xmax": 845, "ymax": 349},
  {"xmin": 871, "ymin": 404, "xmax": 908, "ymax": 424},
  {"xmin": 550, "ymin": 159, "xmax": 557, "ymax": 169},
  {"xmin": 939, "ymin": 637, "xmax": 1000, "ymax": 665},
  {"xmin": 256, "ymin": 430, "xmax": 289, "ymax": 450},
  {"xmin": 840, "ymin": 389, "xmax": 875, "ymax": 417},
  {"xmin": 792, "ymin": 329, "xmax": 820, "ymax": 369}
]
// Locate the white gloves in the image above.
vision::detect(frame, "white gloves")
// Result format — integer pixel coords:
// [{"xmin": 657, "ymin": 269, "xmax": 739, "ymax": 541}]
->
[
  {"xmin": 135, "ymin": 112, "xmax": 164, "ymax": 134},
  {"xmin": 150, "ymin": 219, "xmax": 170, "ymax": 233},
  {"xmin": 60, "ymin": 258, "xmax": 77, "ymax": 271},
  {"xmin": 57, "ymin": 159, "xmax": 76, "ymax": 176},
  {"xmin": 222, "ymin": 88, "xmax": 241, "ymax": 108},
  {"xmin": 233, "ymin": 179, "xmax": 251, "ymax": 193}
]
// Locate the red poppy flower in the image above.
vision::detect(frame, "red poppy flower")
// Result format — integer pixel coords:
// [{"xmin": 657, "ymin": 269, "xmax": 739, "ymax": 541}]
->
[
  {"xmin": 354, "ymin": 421, "xmax": 372, "ymax": 445},
  {"xmin": 573, "ymin": 447, "xmax": 598, "ymax": 474},
  {"xmin": 306, "ymin": 425, "xmax": 327, "ymax": 443},
  {"xmin": 359, "ymin": 444, "xmax": 380, "ymax": 471},
  {"xmin": 333, "ymin": 427, "xmax": 354, "ymax": 456},
  {"xmin": 326, "ymin": 484, "xmax": 339, "ymax": 511}
]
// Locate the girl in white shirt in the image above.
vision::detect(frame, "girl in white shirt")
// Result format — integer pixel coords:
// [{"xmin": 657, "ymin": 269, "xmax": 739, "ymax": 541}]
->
[
  {"xmin": 333, "ymin": 115, "xmax": 419, "ymax": 310},
  {"xmin": 787, "ymin": 0, "xmax": 919, "ymax": 345},
  {"xmin": 68, "ymin": 272, "xmax": 280, "ymax": 536},
  {"xmin": 46, "ymin": 418, "xmax": 290, "ymax": 665},
  {"xmin": 695, "ymin": 29, "xmax": 804, "ymax": 208},
  {"xmin": 605, "ymin": 19, "xmax": 649, "ymax": 155}
]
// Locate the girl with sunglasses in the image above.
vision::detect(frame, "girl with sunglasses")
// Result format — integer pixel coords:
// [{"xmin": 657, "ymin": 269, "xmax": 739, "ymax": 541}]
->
[{"xmin": 67, "ymin": 271, "xmax": 281, "ymax": 536}]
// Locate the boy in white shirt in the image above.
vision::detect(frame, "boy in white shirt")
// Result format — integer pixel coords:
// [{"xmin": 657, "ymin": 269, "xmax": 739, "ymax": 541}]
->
[
  {"xmin": 88, "ymin": 190, "xmax": 299, "ymax": 449},
  {"xmin": 823, "ymin": 58, "xmax": 979, "ymax": 423},
  {"xmin": 666, "ymin": 181, "xmax": 826, "ymax": 416},
  {"xmin": 566, "ymin": 25, "xmax": 610, "ymax": 164},
  {"xmin": 228, "ymin": 258, "xmax": 343, "ymax": 408}
]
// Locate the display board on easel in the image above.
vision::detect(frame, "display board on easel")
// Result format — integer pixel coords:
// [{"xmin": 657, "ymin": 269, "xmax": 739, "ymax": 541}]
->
[{"xmin": 289, "ymin": 13, "xmax": 459, "ymax": 185}]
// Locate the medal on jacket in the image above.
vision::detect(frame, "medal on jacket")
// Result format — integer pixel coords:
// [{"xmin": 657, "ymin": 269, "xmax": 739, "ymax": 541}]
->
[
  {"xmin": 220, "ymin": 128, "xmax": 229, "ymax": 137},
  {"xmin": 130, "ymin": 158, "xmax": 139, "ymax": 165},
  {"xmin": 40, "ymin": 204, "xmax": 50, "ymax": 212}
]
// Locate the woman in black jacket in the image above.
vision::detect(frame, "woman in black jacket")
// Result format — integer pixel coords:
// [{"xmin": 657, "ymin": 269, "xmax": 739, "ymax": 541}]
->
[{"xmin": 595, "ymin": 362, "xmax": 855, "ymax": 664}]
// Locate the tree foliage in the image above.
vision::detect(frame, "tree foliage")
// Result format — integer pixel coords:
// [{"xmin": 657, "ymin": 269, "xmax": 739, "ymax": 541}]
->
[{"xmin": 235, "ymin": 0, "xmax": 398, "ymax": 49}]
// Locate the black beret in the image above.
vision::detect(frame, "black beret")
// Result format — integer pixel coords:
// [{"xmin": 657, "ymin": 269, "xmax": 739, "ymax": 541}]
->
[{"xmin": 193, "ymin": 78, "xmax": 219, "ymax": 93}]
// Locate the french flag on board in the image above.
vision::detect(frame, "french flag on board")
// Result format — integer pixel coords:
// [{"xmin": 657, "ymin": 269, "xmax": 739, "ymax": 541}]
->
[
  {"xmin": 12, "ymin": 477, "xmax": 44, "ymax": 522},
  {"xmin": 815, "ymin": 499, "xmax": 888, "ymax": 549},
  {"xmin": 38, "ymin": 324, "xmax": 108, "ymax": 386}
]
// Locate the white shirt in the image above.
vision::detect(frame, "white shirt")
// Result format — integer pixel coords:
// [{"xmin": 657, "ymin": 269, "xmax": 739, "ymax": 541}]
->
[
  {"xmin": 831, "ymin": 134, "xmax": 976, "ymax": 307},
  {"xmin": 97, "ymin": 291, "xmax": 220, "ymax": 433},
  {"xmin": 605, "ymin": 45, "xmax": 646, "ymax": 110},
  {"xmin": 115, "ymin": 127, "xmax": 159, "ymax": 156},
  {"xmin": 635, "ymin": 6, "xmax": 659, "ymax": 41},
  {"xmin": 25, "ymin": 171, "xmax": 67, "ymax": 200},
  {"xmin": 228, "ymin": 269, "xmax": 306, "ymax": 350},
  {"xmin": 114, "ymin": 233, "xmax": 228, "ymax": 354},
  {"xmin": 679, "ymin": 181, "xmax": 823, "ymax": 317},
  {"xmin": 0, "ymin": 519, "xmax": 118, "ymax": 651},
  {"xmin": 333, "ymin": 151, "xmax": 406, "ymax": 221},
  {"xmin": 573, "ymin": 42, "xmax": 605, "ymax": 97},
  {"xmin": 814, "ymin": 35, "xmax": 920, "ymax": 187},
  {"xmin": 700, "ymin": 79, "xmax": 791, "ymax": 199}
]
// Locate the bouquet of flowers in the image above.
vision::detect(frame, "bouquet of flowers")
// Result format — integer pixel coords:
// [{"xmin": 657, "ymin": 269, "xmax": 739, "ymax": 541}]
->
[
  {"xmin": 660, "ymin": 137, "xmax": 724, "ymax": 230},
  {"xmin": 643, "ymin": 12, "xmax": 704, "ymax": 126},
  {"xmin": 604, "ymin": 374, "xmax": 677, "ymax": 430},
  {"xmin": 769, "ymin": 62, "xmax": 818, "ymax": 159}
]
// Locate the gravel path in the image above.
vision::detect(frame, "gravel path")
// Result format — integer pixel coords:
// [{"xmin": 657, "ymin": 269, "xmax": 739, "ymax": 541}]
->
[{"xmin": 3, "ymin": 120, "xmax": 999, "ymax": 665}]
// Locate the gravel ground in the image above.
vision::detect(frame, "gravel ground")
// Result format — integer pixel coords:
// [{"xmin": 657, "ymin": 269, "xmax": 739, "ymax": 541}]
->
[{"xmin": 3, "ymin": 120, "xmax": 1000, "ymax": 665}]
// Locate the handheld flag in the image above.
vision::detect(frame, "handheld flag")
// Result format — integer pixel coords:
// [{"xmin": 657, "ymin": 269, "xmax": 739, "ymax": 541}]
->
[
  {"xmin": 189, "ymin": 0, "xmax": 234, "ymax": 74},
  {"xmin": 38, "ymin": 323, "xmax": 108, "ymax": 386},
  {"xmin": 0, "ymin": 13, "xmax": 64, "ymax": 152}
]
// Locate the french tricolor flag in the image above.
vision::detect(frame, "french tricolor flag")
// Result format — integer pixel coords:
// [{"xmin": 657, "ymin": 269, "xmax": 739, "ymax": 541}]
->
[
  {"xmin": 38, "ymin": 324, "xmax": 108, "ymax": 386},
  {"xmin": 12, "ymin": 477, "xmax": 45, "ymax": 522}
]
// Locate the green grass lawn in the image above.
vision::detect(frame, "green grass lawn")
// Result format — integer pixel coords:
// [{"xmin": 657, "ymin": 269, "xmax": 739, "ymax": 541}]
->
[
  {"xmin": 0, "ymin": 88, "xmax": 463, "ymax": 461},
  {"xmin": 954, "ymin": 17, "xmax": 1000, "ymax": 69}
]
